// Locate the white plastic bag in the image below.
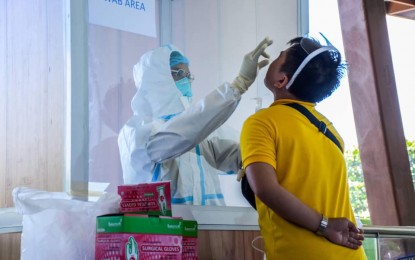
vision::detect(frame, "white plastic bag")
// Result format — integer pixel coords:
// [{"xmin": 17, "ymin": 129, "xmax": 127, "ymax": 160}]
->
[{"xmin": 13, "ymin": 187, "xmax": 121, "ymax": 260}]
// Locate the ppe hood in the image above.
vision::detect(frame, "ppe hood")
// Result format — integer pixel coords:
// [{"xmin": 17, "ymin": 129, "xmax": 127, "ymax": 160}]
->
[{"xmin": 131, "ymin": 45, "xmax": 187, "ymax": 120}]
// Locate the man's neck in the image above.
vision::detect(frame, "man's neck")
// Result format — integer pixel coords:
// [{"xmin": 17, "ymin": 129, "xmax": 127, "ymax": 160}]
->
[{"xmin": 274, "ymin": 90, "xmax": 299, "ymax": 101}]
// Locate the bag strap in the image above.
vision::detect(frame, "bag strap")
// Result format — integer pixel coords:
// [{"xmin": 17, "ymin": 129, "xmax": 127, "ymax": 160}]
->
[{"xmin": 283, "ymin": 103, "xmax": 343, "ymax": 153}]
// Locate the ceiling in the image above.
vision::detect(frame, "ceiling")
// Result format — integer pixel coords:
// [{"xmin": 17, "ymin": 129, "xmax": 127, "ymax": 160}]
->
[{"xmin": 385, "ymin": 0, "xmax": 415, "ymax": 19}]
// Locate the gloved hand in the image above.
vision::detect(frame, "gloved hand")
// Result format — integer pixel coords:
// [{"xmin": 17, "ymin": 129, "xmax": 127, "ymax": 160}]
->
[
  {"xmin": 236, "ymin": 168, "xmax": 245, "ymax": 182},
  {"xmin": 232, "ymin": 37, "xmax": 273, "ymax": 94}
]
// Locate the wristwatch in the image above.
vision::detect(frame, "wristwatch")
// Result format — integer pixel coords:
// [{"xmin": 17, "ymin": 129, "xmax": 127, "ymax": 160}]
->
[{"xmin": 315, "ymin": 215, "xmax": 328, "ymax": 236}]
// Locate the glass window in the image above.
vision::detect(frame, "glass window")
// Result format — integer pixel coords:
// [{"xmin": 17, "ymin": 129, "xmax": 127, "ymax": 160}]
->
[
  {"xmin": 85, "ymin": 0, "xmax": 298, "ymax": 206},
  {"xmin": 309, "ymin": 0, "xmax": 370, "ymax": 223},
  {"xmin": 87, "ymin": 21, "xmax": 160, "ymax": 194},
  {"xmin": 387, "ymin": 16, "xmax": 415, "ymax": 189}
]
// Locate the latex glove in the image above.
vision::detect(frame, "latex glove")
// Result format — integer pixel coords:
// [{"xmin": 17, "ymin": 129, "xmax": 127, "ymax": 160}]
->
[
  {"xmin": 236, "ymin": 168, "xmax": 245, "ymax": 182},
  {"xmin": 232, "ymin": 37, "xmax": 273, "ymax": 94}
]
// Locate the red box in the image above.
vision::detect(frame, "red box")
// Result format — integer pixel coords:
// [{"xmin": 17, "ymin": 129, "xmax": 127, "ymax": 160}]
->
[{"xmin": 118, "ymin": 181, "xmax": 172, "ymax": 216}]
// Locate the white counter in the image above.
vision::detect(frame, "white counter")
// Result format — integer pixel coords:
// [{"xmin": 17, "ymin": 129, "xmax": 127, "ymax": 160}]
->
[
  {"xmin": 172, "ymin": 205, "xmax": 259, "ymax": 230},
  {"xmin": 0, "ymin": 208, "xmax": 22, "ymax": 234},
  {"xmin": 0, "ymin": 205, "xmax": 259, "ymax": 234}
]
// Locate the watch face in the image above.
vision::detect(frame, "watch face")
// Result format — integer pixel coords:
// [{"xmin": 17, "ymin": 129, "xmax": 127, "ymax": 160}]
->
[
  {"xmin": 321, "ymin": 216, "xmax": 328, "ymax": 228},
  {"xmin": 316, "ymin": 215, "xmax": 328, "ymax": 236}
]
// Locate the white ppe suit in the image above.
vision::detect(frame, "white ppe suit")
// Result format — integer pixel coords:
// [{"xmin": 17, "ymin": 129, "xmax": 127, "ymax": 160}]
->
[
  {"xmin": 118, "ymin": 45, "xmax": 242, "ymax": 205},
  {"xmin": 118, "ymin": 39, "xmax": 272, "ymax": 205}
]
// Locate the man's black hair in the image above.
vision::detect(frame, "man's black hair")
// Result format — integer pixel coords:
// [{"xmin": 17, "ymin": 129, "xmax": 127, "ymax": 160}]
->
[{"xmin": 280, "ymin": 37, "xmax": 347, "ymax": 103}]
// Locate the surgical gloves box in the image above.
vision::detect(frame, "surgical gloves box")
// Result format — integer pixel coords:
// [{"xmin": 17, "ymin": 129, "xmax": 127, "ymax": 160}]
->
[
  {"xmin": 118, "ymin": 181, "xmax": 172, "ymax": 216},
  {"xmin": 95, "ymin": 214, "xmax": 198, "ymax": 259}
]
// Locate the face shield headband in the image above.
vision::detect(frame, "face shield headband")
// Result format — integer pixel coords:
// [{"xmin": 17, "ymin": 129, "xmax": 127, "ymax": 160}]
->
[{"xmin": 285, "ymin": 33, "xmax": 339, "ymax": 89}]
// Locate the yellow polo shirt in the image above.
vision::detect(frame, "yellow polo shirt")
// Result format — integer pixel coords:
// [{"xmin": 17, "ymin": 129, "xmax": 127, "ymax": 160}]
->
[{"xmin": 240, "ymin": 99, "xmax": 366, "ymax": 259}]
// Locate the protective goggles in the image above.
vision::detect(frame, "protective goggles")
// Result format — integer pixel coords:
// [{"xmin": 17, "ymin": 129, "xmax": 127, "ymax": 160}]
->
[
  {"xmin": 286, "ymin": 32, "xmax": 340, "ymax": 89},
  {"xmin": 171, "ymin": 69, "xmax": 195, "ymax": 82}
]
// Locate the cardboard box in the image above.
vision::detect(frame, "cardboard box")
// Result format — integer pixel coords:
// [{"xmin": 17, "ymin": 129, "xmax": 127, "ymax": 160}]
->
[
  {"xmin": 95, "ymin": 214, "xmax": 183, "ymax": 259},
  {"xmin": 182, "ymin": 220, "xmax": 198, "ymax": 259},
  {"xmin": 118, "ymin": 181, "xmax": 172, "ymax": 216},
  {"xmin": 95, "ymin": 214, "xmax": 198, "ymax": 260}
]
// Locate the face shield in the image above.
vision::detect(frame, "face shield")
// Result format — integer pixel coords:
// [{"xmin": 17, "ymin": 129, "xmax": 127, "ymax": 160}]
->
[
  {"xmin": 171, "ymin": 69, "xmax": 195, "ymax": 82},
  {"xmin": 286, "ymin": 32, "xmax": 340, "ymax": 89}
]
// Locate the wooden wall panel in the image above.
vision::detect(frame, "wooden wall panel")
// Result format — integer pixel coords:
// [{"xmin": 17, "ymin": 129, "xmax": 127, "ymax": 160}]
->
[
  {"xmin": 0, "ymin": 233, "xmax": 21, "ymax": 260},
  {"xmin": 198, "ymin": 230, "xmax": 265, "ymax": 260},
  {"xmin": 0, "ymin": 0, "xmax": 7, "ymax": 207},
  {"xmin": 46, "ymin": 0, "xmax": 65, "ymax": 191},
  {"xmin": 1, "ymin": 0, "xmax": 65, "ymax": 208},
  {"xmin": 6, "ymin": 1, "xmax": 47, "ymax": 204}
]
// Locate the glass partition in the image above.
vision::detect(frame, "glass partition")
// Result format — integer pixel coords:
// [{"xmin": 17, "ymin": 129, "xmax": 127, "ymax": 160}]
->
[
  {"xmin": 386, "ymin": 16, "xmax": 415, "ymax": 189},
  {"xmin": 364, "ymin": 226, "xmax": 415, "ymax": 260},
  {"xmin": 85, "ymin": 0, "xmax": 299, "ymax": 206}
]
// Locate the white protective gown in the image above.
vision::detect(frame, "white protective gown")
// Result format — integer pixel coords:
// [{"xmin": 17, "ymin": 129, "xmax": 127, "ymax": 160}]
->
[{"xmin": 118, "ymin": 45, "xmax": 242, "ymax": 205}]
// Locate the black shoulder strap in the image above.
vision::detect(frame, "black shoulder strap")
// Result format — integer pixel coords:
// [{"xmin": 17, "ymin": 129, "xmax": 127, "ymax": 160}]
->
[{"xmin": 283, "ymin": 103, "xmax": 344, "ymax": 153}]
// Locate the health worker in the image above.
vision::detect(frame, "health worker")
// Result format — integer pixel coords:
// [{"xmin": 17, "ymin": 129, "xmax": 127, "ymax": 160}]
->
[{"xmin": 118, "ymin": 38, "xmax": 273, "ymax": 205}]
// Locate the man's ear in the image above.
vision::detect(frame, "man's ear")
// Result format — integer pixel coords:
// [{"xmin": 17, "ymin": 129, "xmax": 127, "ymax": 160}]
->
[{"xmin": 274, "ymin": 74, "xmax": 289, "ymax": 89}]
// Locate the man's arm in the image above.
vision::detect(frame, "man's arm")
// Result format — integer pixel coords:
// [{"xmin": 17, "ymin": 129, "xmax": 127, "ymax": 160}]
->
[{"xmin": 246, "ymin": 162, "xmax": 363, "ymax": 249}]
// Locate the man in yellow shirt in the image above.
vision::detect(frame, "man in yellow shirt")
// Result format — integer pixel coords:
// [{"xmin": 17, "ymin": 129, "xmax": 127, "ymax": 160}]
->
[{"xmin": 240, "ymin": 34, "xmax": 367, "ymax": 259}]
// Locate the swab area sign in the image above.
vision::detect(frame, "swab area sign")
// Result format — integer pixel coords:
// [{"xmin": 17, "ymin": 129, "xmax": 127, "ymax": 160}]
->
[{"xmin": 88, "ymin": 0, "xmax": 156, "ymax": 38}]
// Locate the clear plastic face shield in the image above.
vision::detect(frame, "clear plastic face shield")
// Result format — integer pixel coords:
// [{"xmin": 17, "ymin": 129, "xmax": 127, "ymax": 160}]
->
[{"xmin": 285, "ymin": 32, "xmax": 340, "ymax": 89}]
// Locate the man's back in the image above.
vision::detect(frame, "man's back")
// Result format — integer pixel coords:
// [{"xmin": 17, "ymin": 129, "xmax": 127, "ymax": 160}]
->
[{"xmin": 241, "ymin": 99, "xmax": 366, "ymax": 259}]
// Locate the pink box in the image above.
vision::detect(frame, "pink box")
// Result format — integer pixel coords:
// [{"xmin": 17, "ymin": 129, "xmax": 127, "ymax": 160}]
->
[
  {"xmin": 95, "ymin": 214, "xmax": 183, "ymax": 259},
  {"xmin": 95, "ymin": 214, "xmax": 198, "ymax": 260},
  {"xmin": 96, "ymin": 233, "xmax": 182, "ymax": 259},
  {"xmin": 118, "ymin": 181, "xmax": 172, "ymax": 216}
]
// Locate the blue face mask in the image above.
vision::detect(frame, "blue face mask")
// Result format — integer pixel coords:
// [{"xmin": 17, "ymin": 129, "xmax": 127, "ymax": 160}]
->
[{"xmin": 175, "ymin": 77, "xmax": 192, "ymax": 97}]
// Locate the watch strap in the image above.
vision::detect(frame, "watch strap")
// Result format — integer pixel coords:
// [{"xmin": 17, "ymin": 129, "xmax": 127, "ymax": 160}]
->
[{"xmin": 316, "ymin": 215, "xmax": 328, "ymax": 236}]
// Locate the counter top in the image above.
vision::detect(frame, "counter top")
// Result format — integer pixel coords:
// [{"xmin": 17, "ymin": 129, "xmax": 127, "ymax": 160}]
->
[
  {"xmin": 172, "ymin": 205, "xmax": 260, "ymax": 230},
  {"xmin": 0, "ymin": 205, "xmax": 260, "ymax": 234},
  {"xmin": 3, "ymin": 206, "xmax": 415, "ymax": 236}
]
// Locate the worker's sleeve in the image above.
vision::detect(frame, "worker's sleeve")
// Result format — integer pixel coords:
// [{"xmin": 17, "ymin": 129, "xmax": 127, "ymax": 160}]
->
[
  {"xmin": 200, "ymin": 136, "xmax": 241, "ymax": 173},
  {"xmin": 146, "ymin": 82, "xmax": 241, "ymax": 162}
]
